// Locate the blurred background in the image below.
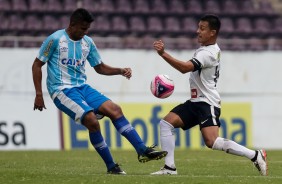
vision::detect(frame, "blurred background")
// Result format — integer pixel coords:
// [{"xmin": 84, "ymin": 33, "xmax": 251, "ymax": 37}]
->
[
  {"xmin": 0, "ymin": 0, "xmax": 282, "ymax": 50},
  {"xmin": 0, "ymin": 0, "xmax": 282, "ymax": 151}
]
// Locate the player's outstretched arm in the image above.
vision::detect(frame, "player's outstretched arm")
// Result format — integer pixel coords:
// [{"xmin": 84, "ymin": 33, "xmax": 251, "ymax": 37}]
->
[
  {"xmin": 32, "ymin": 58, "xmax": 46, "ymax": 111},
  {"xmin": 94, "ymin": 62, "xmax": 132, "ymax": 79},
  {"xmin": 153, "ymin": 40, "xmax": 194, "ymax": 74}
]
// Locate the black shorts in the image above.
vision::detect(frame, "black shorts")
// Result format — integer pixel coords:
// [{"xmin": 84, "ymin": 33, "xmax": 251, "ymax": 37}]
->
[{"xmin": 171, "ymin": 100, "xmax": 221, "ymax": 130}]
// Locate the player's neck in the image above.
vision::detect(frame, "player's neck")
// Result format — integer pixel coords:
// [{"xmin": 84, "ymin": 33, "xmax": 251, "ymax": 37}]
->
[{"xmin": 201, "ymin": 38, "xmax": 217, "ymax": 46}]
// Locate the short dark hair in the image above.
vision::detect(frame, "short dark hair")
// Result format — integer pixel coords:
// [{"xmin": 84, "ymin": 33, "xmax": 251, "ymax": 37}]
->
[
  {"xmin": 70, "ymin": 8, "xmax": 94, "ymax": 24},
  {"xmin": 200, "ymin": 14, "xmax": 221, "ymax": 35}
]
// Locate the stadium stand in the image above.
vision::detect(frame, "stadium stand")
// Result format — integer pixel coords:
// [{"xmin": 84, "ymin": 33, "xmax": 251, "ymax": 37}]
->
[{"xmin": 0, "ymin": 0, "xmax": 281, "ymax": 50}]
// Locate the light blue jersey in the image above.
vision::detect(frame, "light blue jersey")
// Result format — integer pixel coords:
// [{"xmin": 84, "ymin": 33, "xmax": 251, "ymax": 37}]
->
[{"xmin": 37, "ymin": 29, "xmax": 102, "ymax": 99}]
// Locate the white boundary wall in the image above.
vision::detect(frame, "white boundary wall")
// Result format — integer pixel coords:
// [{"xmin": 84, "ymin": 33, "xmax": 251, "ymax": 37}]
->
[{"xmin": 0, "ymin": 48, "xmax": 281, "ymax": 150}]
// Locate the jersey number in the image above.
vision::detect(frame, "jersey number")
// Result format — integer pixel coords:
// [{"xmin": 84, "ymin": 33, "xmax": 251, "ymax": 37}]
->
[{"xmin": 214, "ymin": 66, "xmax": 219, "ymax": 87}]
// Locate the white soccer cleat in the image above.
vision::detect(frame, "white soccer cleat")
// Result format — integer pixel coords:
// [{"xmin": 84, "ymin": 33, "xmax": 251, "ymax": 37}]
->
[
  {"xmin": 151, "ymin": 165, "xmax": 178, "ymax": 175},
  {"xmin": 253, "ymin": 149, "xmax": 268, "ymax": 176}
]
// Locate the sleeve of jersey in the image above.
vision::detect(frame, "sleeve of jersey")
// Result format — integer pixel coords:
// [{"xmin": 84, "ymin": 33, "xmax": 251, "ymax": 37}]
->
[
  {"xmin": 37, "ymin": 35, "xmax": 57, "ymax": 63},
  {"xmin": 192, "ymin": 50, "xmax": 215, "ymax": 71},
  {"xmin": 87, "ymin": 40, "xmax": 102, "ymax": 67}
]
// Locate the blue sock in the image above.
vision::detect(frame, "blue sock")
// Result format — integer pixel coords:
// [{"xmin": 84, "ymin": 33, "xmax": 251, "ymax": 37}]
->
[
  {"xmin": 89, "ymin": 131, "xmax": 116, "ymax": 170},
  {"xmin": 113, "ymin": 116, "xmax": 147, "ymax": 155}
]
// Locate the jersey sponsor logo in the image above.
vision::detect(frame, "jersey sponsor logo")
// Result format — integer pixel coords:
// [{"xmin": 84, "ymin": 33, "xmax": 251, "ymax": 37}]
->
[
  {"xmin": 44, "ymin": 40, "xmax": 54, "ymax": 57},
  {"xmin": 60, "ymin": 47, "xmax": 68, "ymax": 52},
  {"xmin": 61, "ymin": 58, "xmax": 85, "ymax": 66},
  {"xmin": 82, "ymin": 49, "xmax": 89, "ymax": 58},
  {"xmin": 191, "ymin": 89, "xmax": 197, "ymax": 98}
]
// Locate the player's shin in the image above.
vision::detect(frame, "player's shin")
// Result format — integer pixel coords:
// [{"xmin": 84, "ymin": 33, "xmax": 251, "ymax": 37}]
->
[
  {"xmin": 212, "ymin": 137, "xmax": 256, "ymax": 160},
  {"xmin": 113, "ymin": 116, "xmax": 147, "ymax": 154},
  {"xmin": 89, "ymin": 131, "xmax": 116, "ymax": 170},
  {"xmin": 160, "ymin": 120, "xmax": 176, "ymax": 169}
]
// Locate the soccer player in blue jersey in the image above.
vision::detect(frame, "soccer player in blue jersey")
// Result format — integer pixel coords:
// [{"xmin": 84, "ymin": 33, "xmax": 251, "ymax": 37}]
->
[{"xmin": 32, "ymin": 8, "xmax": 167, "ymax": 174}]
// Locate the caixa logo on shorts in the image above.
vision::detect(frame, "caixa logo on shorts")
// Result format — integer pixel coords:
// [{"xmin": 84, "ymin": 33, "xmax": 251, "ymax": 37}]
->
[{"xmin": 61, "ymin": 58, "xmax": 85, "ymax": 67}]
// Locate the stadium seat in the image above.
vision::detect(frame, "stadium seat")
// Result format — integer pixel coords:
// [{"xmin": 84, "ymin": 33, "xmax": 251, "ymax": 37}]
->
[
  {"xmin": 25, "ymin": 14, "xmax": 42, "ymax": 33},
  {"xmin": 248, "ymin": 37, "xmax": 266, "ymax": 51},
  {"xmin": 11, "ymin": 0, "xmax": 28, "ymax": 11},
  {"xmin": 81, "ymin": 0, "xmax": 97, "ymax": 12},
  {"xmin": 28, "ymin": 0, "xmax": 44, "ymax": 12},
  {"xmin": 133, "ymin": 0, "xmax": 150, "ymax": 13},
  {"xmin": 222, "ymin": 0, "xmax": 239, "ymax": 15},
  {"xmin": 147, "ymin": 16, "xmax": 163, "ymax": 34},
  {"xmin": 115, "ymin": 0, "xmax": 132, "ymax": 13},
  {"xmin": 8, "ymin": 14, "xmax": 25, "ymax": 33},
  {"xmin": 273, "ymin": 17, "xmax": 282, "ymax": 35},
  {"xmin": 253, "ymin": 18, "xmax": 272, "ymax": 36},
  {"xmin": 175, "ymin": 36, "xmax": 197, "ymax": 50},
  {"xmin": 240, "ymin": 0, "xmax": 256, "ymax": 15},
  {"xmin": 111, "ymin": 16, "xmax": 128, "ymax": 32},
  {"xmin": 107, "ymin": 36, "xmax": 124, "ymax": 48},
  {"xmin": 258, "ymin": 1, "xmax": 276, "ymax": 15},
  {"xmin": 229, "ymin": 37, "xmax": 246, "ymax": 51},
  {"xmin": 99, "ymin": 0, "xmax": 115, "ymax": 13},
  {"xmin": 129, "ymin": 16, "xmax": 146, "ymax": 33},
  {"xmin": 141, "ymin": 35, "xmax": 156, "ymax": 49},
  {"xmin": 60, "ymin": 15, "xmax": 70, "ymax": 28},
  {"xmin": 204, "ymin": 0, "xmax": 220, "ymax": 14},
  {"xmin": 164, "ymin": 17, "xmax": 181, "ymax": 34},
  {"xmin": 169, "ymin": 0, "xmax": 185, "ymax": 14},
  {"xmin": 235, "ymin": 18, "xmax": 253, "ymax": 36},
  {"xmin": 151, "ymin": 0, "xmax": 167, "ymax": 14},
  {"xmin": 0, "ymin": 14, "xmax": 9, "ymax": 32},
  {"xmin": 45, "ymin": 0, "xmax": 63, "ymax": 12},
  {"xmin": 220, "ymin": 18, "xmax": 235, "ymax": 37},
  {"xmin": 43, "ymin": 15, "xmax": 61, "ymax": 33},
  {"xmin": 0, "ymin": 0, "xmax": 11, "ymax": 11},
  {"xmin": 182, "ymin": 17, "xmax": 197, "ymax": 35},
  {"xmin": 63, "ymin": 0, "xmax": 78, "ymax": 12},
  {"xmin": 267, "ymin": 37, "xmax": 282, "ymax": 50},
  {"xmin": 124, "ymin": 36, "xmax": 143, "ymax": 49},
  {"xmin": 91, "ymin": 15, "xmax": 110, "ymax": 33},
  {"xmin": 185, "ymin": 0, "xmax": 203, "ymax": 14}
]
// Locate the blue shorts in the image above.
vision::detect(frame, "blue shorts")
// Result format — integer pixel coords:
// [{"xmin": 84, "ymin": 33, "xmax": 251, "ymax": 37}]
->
[{"xmin": 53, "ymin": 84, "xmax": 110, "ymax": 124}]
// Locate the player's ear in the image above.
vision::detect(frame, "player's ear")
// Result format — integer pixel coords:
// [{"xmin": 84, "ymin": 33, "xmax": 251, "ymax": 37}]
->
[{"xmin": 210, "ymin": 30, "xmax": 216, "ymax": 37}]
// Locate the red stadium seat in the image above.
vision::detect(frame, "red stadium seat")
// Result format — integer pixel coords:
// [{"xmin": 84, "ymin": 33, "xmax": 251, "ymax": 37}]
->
[
  {"xmin": 129, "ymin": 16, "xmax": 146, "ymax": 33},
  {"xmin": 133, "ymin": 0, "xmax": 149, "ymax": 13},
  {"xmin": 151, "ymin": 0, "xmax": 167, "ymax": 14},
  {"xmin": 116, "ymin": 0, "xmax": 132, "ymax": 13},
  {"xmin": 169, "ymin": 0, "xmax": 185, "ymax": 14},
  {"xmin": 186, "ymin": 0, "xmax": 203, "ymax": 14}
]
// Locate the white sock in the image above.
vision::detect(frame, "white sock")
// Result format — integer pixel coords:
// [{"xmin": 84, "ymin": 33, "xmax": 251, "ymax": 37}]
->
[
  {"xmin": 212, "ymin": 137, "xmax": 256, "ymax": 160},
  {"xmin": 160, "ymin": 119, "xmax": 176, "ymax": 169}
]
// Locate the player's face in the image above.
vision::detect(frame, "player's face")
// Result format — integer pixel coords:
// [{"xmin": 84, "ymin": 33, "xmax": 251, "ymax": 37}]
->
[
  {"xmin": 70, "ymin": 21, "xmax": 91, "ymax": 40},
  {"xmin": 196, "ymin": 21, "xmax": 216, "ymax": 46}
]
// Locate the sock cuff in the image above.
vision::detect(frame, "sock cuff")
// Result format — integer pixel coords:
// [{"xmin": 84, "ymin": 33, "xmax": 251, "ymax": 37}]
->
[
  {"xmin": 160, "ymin": 119, "xmax": 174, "ymax": 128},
  {"xmin": 251, "ymin": 150, "xmax": 258, "ymax": 162},
  {"xmin": 212, "ymin": 137, "xmax": 224, "ymax": 150}
]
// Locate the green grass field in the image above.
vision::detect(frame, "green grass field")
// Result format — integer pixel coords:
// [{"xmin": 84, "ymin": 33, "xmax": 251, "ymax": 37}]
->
[{"xmin": 0, "ymin": 149, "xmax": 281, "ymax": 184}]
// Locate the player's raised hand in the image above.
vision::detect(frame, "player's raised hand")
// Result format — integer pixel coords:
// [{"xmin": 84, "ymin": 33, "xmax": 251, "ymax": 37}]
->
[
  {"xmin": 153, "ymin": 40, "xmax": 165, "ymax": 55},
  {"xmin": 121, "ymin": 68, "xmax": 132, "ymax": 79},
  {"xmin": 34, "ymin": 95, "xmax": 46, "ymax": 111}
]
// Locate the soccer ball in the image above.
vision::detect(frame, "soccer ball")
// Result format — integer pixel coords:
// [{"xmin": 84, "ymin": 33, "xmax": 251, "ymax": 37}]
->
[{"xmin": 150, "ymin": 74, "xmax": 174, "ymax": 99}]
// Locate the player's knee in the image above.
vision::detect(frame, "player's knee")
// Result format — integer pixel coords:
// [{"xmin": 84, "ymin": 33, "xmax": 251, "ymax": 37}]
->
[
  {"xmin": 109, "ymin": 103, "xmax": 123, "ymax": 119},
  {"xmin": 82, "ymin": 112, "xmax": 100, "ymax": 132},
  {"xmin": 204, "ymin": 139, "xmax": 215, "ymax": 149}
]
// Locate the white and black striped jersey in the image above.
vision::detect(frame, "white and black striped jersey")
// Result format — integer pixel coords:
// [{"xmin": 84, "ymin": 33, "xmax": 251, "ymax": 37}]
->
[{"xmin": 189, "ymin": 43, "xmax": 221, "ymax": 108}]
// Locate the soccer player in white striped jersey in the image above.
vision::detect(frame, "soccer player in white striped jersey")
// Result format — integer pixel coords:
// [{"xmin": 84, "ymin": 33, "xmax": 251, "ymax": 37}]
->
[
  {"xmin": 151, "ymin": 14, "xmax": 267, "ymax": 176},
  {"xmin": 32, "ymin": 8, "xmax": 167, "ymax": 175}
]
